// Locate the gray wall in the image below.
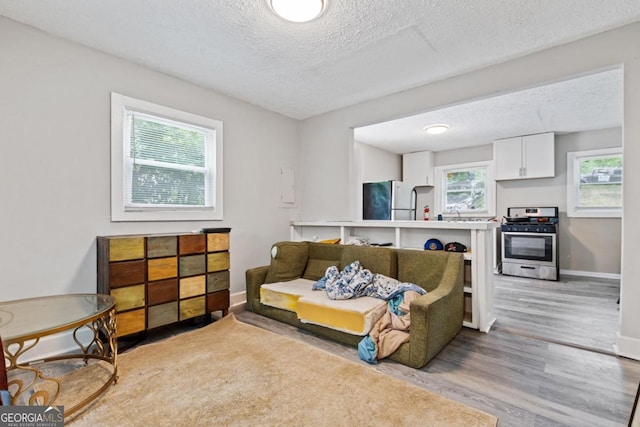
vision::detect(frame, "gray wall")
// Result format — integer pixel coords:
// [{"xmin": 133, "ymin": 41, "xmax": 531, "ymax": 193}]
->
[
  {"xmin": 299, "ymin": 23, "xmax": 640, "ymax": 359},
  {"xmin": 0, "ymin": 17, "xmax": 299, "ymax": 302},
  {"xmin": 436, "ymin": 144, "xmax": 493, "ymax": 165},
  {"xmin": 356, "ymin": 141, "xmax": 402, "ymax": 183},
  {"xmin": 496, "ymin": 128, "xmax": 622, "ymax": 275},
  {"xmin": 433, "ymin": 128, "xmax": 623, "ymax": 276},
  {"xmin": 359, "ymin": 128, "xmax": 622, "ymax": 275},
  {"xmin": 1, "ymin": 15, "xmax": 637, "ymax": 359}
]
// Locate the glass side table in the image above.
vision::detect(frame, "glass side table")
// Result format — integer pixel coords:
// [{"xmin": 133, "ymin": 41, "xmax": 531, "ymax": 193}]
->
[{"xmin": 0, "ymin": 294, "xmax": 117, "ymax": 417}]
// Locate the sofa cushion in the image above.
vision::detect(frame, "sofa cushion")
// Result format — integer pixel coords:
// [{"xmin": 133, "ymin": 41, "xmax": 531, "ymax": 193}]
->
[
  {"xmin": 297, "ymin": 293, "xmax": 387, "ymax": 336},
  {"xmin": 396, "ymin": 249, "xmax": 449, "ymax": 292},
  {"xmin": 302, "ymin": 243, "xmax": 343, "ymax": 280},
  {"xmin": 260, "ymin": 278, "xmax": 317, "ymax": 312},
  {"xmin": 261, "ymin": 277, "xmax": 387, "ymax": 336},
  {"xmin": 303, "ymin": 259, "xmax": 336, "ymax": 281},
  {"xmin": 265, "ymin": 242, "xmax": 309, "ymax": 284},
  {"xmin": 340, "ymin": 245, "xmax": 396, "ymax": 278}
]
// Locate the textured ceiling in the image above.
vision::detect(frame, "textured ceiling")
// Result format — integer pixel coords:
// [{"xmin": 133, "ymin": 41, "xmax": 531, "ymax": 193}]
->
[
  {"xmin": 1, "ymin": 0, "xmax": 639, "ymax": 122},
  {"xmin": 355, "ymin": 68, "xmax": 623, "ymax": 153}
]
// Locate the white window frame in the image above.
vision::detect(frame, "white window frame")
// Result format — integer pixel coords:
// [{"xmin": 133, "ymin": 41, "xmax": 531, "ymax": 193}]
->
[
  {"xmin": 111, "ymin": 92, "xmax": 223, "ymax": 221},
  {"xmin": 434, "ymin": 161, "xmax": 495, "ymax": 218},
  {"xmin": 434, "ymin": 161, "xmax": 496, "ymax": 219},
  {"xmin": 567, "ymin": 147, "xmax": 622, "ymax": 218}
]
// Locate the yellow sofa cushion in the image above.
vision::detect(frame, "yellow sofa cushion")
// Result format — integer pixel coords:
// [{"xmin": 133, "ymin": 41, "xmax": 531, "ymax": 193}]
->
[
  {"xmin": 296, "ymin": 293, "xmax": 386, "ymax": 336},
  {"xmin": 260, "ymin": 278, "xmax": 316, "ymax": 312},
  {"xmin": 260, "ymin": 279, "xmax": 387, "ymax": 336}
]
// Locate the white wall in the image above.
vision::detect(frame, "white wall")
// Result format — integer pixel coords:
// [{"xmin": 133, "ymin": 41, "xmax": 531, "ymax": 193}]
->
[
  {"xmin": 436, "ymin": 143, "xmax": 493, "ymax": 166},
  {"xmin": 0, "ymin": 18, "xmax": 299, "ymax": 304},
  {"xmin": 299, "ymin": 23, "xmax": 640, "ymax": 360},
  {"xmin": 356, "ymin": 141, "xmax": 401, "ymax": 183},
  {"xmin": 353, "ymin": 141, "xmax": 402, "ymax": 220}
]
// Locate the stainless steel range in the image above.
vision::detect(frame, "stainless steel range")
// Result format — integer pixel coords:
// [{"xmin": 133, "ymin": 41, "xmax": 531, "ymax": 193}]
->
[{"xmin": 501, "ymin": 207, "xmax": 559, "ymax": 281}]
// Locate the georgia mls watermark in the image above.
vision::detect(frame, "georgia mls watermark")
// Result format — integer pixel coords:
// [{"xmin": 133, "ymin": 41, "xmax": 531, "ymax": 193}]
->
[{"xmin": 0, "ymin": 406, "xmax": 64, "ymax": 427}]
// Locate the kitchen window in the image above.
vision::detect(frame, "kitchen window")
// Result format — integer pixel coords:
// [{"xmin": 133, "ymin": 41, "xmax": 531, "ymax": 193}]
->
[
  {"xmin": 567, "ymin": 147, "xmax": 622, "ymax": 217},
  {"xmin": 434, "ymin": 161, "xmax": 495, "ymax": 217},
  {"xmin": 111, "ymin": 93, "xmax": 223, "ymax": 221}
]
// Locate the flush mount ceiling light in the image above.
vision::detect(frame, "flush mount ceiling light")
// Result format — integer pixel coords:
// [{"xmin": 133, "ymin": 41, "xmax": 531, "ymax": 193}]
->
[
  {"xmin": 270, "ymin": 0, "xmax": 324, "ymax": 23},
  {"xmin": 423, "ymin": 124, "xmax": 450, "ymax": 135}
]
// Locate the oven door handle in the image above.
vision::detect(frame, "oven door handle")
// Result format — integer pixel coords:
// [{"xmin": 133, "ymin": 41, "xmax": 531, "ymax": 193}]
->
[{"xmin": 502, "ymin": 231, "xmax": 557, "ymax": 237}]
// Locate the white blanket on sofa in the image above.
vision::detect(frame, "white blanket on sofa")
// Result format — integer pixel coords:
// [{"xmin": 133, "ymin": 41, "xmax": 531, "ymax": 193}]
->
[{"xmin": 312, "ymin": 261, "xmax": 426, "ymax": 300}]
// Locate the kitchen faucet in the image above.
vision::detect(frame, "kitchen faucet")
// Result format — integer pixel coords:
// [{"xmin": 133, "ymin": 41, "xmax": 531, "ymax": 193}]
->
[{"xmin": 449, "ymin": 209, "xmax": 461, "ymax": 218}]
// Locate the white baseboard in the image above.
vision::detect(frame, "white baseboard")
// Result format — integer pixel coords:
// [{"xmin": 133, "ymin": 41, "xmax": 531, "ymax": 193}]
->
[
  {"xmin": 230, "ymin": 291, "xmax": 246, "ymax": 307},
  {"xmin": 560, "ymin": 269, "xmax": 620, "ymax": 280},
  {"xmin": 616, "ymin": 332, "xmax": 640, "ymax": 361}
]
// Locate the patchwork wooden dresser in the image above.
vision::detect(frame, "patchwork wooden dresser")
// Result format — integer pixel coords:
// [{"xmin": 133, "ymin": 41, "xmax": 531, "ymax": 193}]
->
[{"xmin": 97, "ymin": 229, "xmax": 230, "ymax": 337}]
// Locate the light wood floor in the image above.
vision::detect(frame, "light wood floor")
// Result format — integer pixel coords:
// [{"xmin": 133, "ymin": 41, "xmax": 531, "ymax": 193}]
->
[
  {"xmin": 233, "ymin": 274, "xmax": 640, "ymax": 427},
  {"xmin": 493, "ymin": 273, "xmax": 621, "ymax": 354}
]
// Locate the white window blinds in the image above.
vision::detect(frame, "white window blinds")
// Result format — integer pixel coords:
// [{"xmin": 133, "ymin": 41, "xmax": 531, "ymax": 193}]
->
[{"xmin": 123, "ymin": 109, "xmax": 215, "ymax": 209}]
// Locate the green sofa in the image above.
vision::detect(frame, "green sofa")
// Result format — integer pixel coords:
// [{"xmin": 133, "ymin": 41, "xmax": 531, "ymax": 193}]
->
[{"xmin": 245, "ymin": 241, "xmax": 465, "ymax": 368}]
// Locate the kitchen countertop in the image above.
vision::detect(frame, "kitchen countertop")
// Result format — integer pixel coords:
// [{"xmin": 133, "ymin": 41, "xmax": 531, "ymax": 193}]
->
[{"xmin": 291, "ymin": 220, "xmax": 500, "ymax": 230}]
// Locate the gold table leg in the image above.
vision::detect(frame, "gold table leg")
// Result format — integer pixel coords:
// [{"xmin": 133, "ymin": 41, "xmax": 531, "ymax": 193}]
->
[{"xmin": 4, "ymin": 307, "xmax": 118, "ymax": 416}]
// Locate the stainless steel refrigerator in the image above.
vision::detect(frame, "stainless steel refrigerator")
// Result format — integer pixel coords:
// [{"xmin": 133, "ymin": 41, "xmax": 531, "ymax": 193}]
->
[{"xmin": 362, "ymin": 180, "xmax": 416, "ymax": 220}]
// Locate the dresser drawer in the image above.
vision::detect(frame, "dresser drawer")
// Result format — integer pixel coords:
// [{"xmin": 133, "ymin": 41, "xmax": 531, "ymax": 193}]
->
[
  {"xmin": 148, "ymin": 257, "xmax": 178, "ymax": 281},
  {"xmin": 207, "ymin": 270, "xmax": 230, "ymax": 293},
  {"xmin": 207, "ymin": 233, "xmax": 229, "ymax": 252},
  {"xmin": 207, "ymin": 252, "xmax": 230, "ymax": 272},
  {"xmin": 147, "ymin": 236, "xmax": 177, "ymax": 258},
  {"xmin": 180, "ymin": 296, "xmax": 205, "ymax": 320},
  {"xmin": 109, "ymin": 237, "xmax": 145, "ymax": 262},
  {"xmin": 116, "ymin": 309, "xmax": 146, "ymax": 337},
  {"xmin": 148, "ymin": 278, "xmax": 178, "ymax": 306},
  {"xmin": 111, "ymin": 284, "xmax": 145, "ymax": 312},
  {"xmin": 109, "ymin": 260, "xmax": 146, "ymax": 288},
  {"xmin": 179, "ymin": 234, "xmax": 206, "ymax": 255},
  {"xmin": 179, "ymin": 254, "xmax": 206, "ymax": 277},
  {"xmin": 148, "ymin": 302, "xmax": 178, "ymax": 329},
  {"xmin": 180, "ymin": 275, "xmax": 206, "ymax": 299},
  {"xmin": 207, "ymin": 290, "xmax": 230, "ymax": 313}
]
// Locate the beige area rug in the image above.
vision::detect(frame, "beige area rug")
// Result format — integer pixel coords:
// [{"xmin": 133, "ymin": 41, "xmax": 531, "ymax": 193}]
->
[{"xmin": 65, "ymin": 314, "xmax": 497, "ymax": 426}]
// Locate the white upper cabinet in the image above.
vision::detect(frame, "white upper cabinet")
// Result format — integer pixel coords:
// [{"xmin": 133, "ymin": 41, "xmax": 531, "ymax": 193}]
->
[
  {"xmin": 494, "ymin": 132, "xmax": 555, "ymax": 180},
  {"xmin": 403, "ymin": 151, "xmax": 434, "ymax": 187}
]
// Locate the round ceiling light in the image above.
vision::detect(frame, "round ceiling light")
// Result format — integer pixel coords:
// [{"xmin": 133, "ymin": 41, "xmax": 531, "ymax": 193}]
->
[
  {"xmin": 270, "ymin": 0, "xmax": 324, "ymax": 23},
  {"xmin": 423, "ymin": 124, "xmax": 450, "ymax": 135}
]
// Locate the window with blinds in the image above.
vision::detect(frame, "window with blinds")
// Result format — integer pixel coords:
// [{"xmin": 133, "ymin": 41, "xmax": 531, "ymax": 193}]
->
[
  {"xmin": 124, "ymin": 109, "xmax": 213, "ymax": 208},
  {"xmin": 111, "ymin": 93, "xmax": 223, "ymax": 221}
]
